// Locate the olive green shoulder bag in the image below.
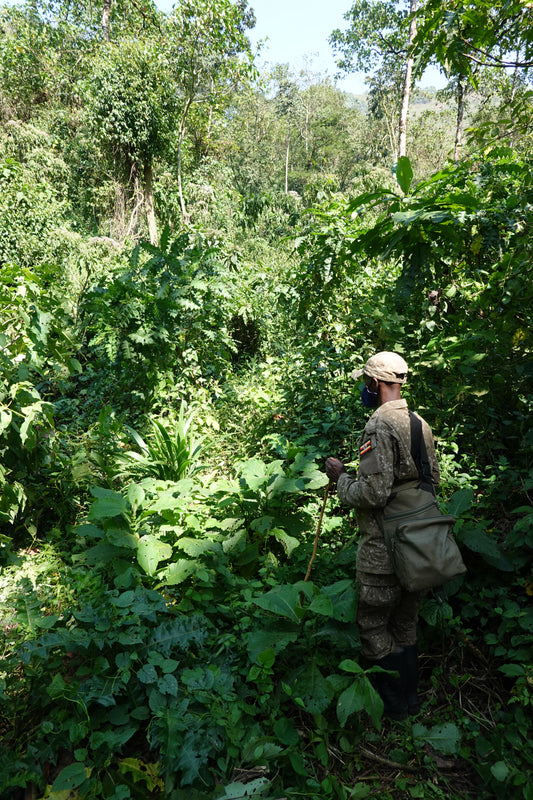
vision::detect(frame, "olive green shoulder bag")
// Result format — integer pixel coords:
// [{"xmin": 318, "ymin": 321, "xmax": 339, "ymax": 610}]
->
[{"xmin": 381, "ymin": 412, "xmax": 467, "ymax": 592}]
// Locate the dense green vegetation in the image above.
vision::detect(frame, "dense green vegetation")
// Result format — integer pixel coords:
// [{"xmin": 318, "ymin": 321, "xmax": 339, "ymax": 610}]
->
[{"xmin": 0, "ymin": 1, "xmax": 532, "ymax": 798}]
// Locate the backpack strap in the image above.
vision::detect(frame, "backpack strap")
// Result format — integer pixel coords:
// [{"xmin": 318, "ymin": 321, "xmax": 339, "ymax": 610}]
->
[{"xmin": 409, "ymin": 411, "xmax": 435, "ymax": 495}]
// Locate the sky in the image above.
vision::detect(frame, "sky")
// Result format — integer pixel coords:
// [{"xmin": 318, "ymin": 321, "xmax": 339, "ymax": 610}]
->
[{"xmin": 156, "ymin": 0, "xmax": 447, "ymax": 95}]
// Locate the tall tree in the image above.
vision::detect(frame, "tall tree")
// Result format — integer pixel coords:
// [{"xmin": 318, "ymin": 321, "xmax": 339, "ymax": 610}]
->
[
  {"xmin": 30, "ymin": 0, "xmax": 161, "ymax": 41},
  {"xmin": 414, "ymin": 0, "xmax": 533, "ymax": 146},
  {"xmin": 330, "ymin": 0, "xmax": 417, "ymax": 161},
  {"xmin": 85, "ymin": 39, "xmax": 173, "ymax": 243},
  {"xmin": 0, "ymin": 3, "xmax": 84, "ymax": 120},
  {"xmin": 224, "ymin": 70, "xmax": 369, "ymax": 201},
  {"xmin": 415, "ymin": 0, "xmax": 533, "ymax": 77},
  {"xmin": 272, "ymin": 65, "xmax": 302, "ymax": 194},
  {"xmin": 295, "ymin": 77, "xmax": 367, "ymax": 191},
  {"xmin": 398, "ymin": 0, "xmax": 417, "ymax": 158},
  {"xmin": 366, "ymin": 68, "xmax": 404, "ymax": 158},
  {"xmin": 101, "ymin": 0, "xmax": 112, "ymax": 41},
  {"xmin": 84, "ymin": 0, "xmax": 255, "ymax": 239},
  {"xmin": 164, "ymin": 0, "xmax": 255, "ymax": 223}
]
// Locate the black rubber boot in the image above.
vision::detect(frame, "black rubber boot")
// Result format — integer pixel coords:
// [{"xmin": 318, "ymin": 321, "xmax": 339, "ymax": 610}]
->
[
  {"xmin": 373, "ymin": 650, "xmax": 408, "ymax": 721},
  {"xmin": 402, "ymin": 644, "xmax": 420, "ymax": 716}
]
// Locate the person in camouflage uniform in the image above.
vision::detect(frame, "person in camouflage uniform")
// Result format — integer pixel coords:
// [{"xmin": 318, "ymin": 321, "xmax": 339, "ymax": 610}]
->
[{"xmin": 326, "ymin": 352, "xmax": 440, "ymax": 720}]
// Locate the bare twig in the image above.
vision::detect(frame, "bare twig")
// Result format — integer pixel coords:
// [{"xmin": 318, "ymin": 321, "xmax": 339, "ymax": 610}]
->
[
  {"xmin": 304, "ymin": 481, "xmax": 330, "ymax": 582},
  {"xmin": 360, "ymin": 746, "xmax": 421, "ymax": 773},
  {"xmin": 460, "ymin": 38, "xmax": 533, "ymax": 68}
]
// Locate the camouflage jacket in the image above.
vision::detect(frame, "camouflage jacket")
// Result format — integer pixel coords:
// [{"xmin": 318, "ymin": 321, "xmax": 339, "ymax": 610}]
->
[{"xmin": 337, "ymin": 399, "xmax": 440, "ymax": 575}]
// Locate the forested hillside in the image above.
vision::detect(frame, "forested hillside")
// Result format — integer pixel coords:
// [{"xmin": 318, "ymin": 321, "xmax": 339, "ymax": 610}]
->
[{"xmin": 0, "ymin": 1, "xmax": 532, "ymax": 798}]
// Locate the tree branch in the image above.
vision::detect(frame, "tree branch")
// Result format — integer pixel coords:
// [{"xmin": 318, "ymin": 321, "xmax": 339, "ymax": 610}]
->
[
  {"xmin": 360, "ymin": 747, "xmax": 421, "ymax": 773},
  {"xmin": 460, "ymin": 38, "xmax": 533, "ymax": 68}
]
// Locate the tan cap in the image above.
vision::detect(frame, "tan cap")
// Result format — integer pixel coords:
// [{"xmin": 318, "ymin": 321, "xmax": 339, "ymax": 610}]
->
[{"xmin": 351, "ymin": 351, "xmax": 408, "ymax": 384}]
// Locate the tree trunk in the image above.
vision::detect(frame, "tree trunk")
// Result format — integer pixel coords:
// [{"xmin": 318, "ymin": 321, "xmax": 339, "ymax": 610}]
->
[
  {"xmin": 454, "ymin": 78, "xmax": 465, "ymax": 163},
  {"xmin": 304, "ymin": 102, "xmax": 309, "ymax": 166},
  {"xmin": 398, "ymin": 0, "xmax": 418, "ymax": 160},
  {"xmin": 385, "ymin": 109, "xmax": 396, "ymax": 158},
  {"xmin": 510, "ymin": 50, "xmax": 520, "ymax": 103},
  {"xmin": 102, "ymin": 0, "xmax": 112, "ymax": 42},
  {"xmin": 143, "ymin": 160, "xmax": 158, "ymax": 245},
  {"xmin": 125, "ymin": 163, "xmax": 144, "ymax": 240},
  {"xmin": 206, "ymin": 77, "xmax": 214, "ymax": 142},
  {"xmin": 285, "ymin": 134, "xmax": 290, "ymax": 193},
  {"xmin": 177, "ymin": 100, "xmax": 193, "ymax": 225},
  {"xmin": 112, "ymin": 180, "xmax": 127, "ymax": 240}
]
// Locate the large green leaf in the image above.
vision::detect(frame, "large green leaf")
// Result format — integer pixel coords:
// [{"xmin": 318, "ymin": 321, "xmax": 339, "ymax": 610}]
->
[
  {"xmin": 81, "ymin": 542, "xmax": 130, "ymax": 565},
  {"xmin": 253, "ymin": 584, "xmax": 303, "ymax": 622},
  {"xmin": 87, "ymin": 487, "xmax": 128, "ymax": 520},
  {"xmin": 337, "ymin": 675, "xmax": 383, "ymax": 730},
  {"xmin": 337, "ymin": 679, "xmax": 366, "ymax": 726},
  {"xmin": 291, "ymin": 661, "xmax": 334, "ymax": 714},
  {"xmin": 127, "ymin": 483, "xmax": 145, "ymax": 512},
  {"xmin": 0, "ymin": 407, "xmax": 12, "ymax": 434},
  {"xmin": 219, "ymin": 778, "xmax": 272, "ymax": 798},
  {"xmin": 272, "ymin": 529, "xmax": 300, "ymax": 556},
  {"xmin": 309, "ymin": 594, "xmax": 334, "ymax": 617},
  {"xmin": 491, "ymin": 761, "xmax": 511, "ymax": 782},
  {"xmin": 459, "ymin": 525, "xmax": 513, "ymax": 571},
  {"xmin": 273, "ymin": 717, "xmax": 300, "ymax": 746},
  {"xmin": 339, "ymin": 659, "xmax": 364, "ymax": 675},
  {"xmin": 160, "ymin": 559, "xmax": 197, "ymax": 585},
  {"xmin": 176, "ymin": 538, "xmax": 221, "ymax": 557},
  {"xmin": 176, "ymin": 727, "xmax": 213, "ymax": 785},
  {"xmin": 412, "ymin": 722, "xmax": 461, "ymax": 755},
  {"xmin": 346, "ymin": 189, "xmax": 398, "ymax": 213},
  {"xmin": 446, "ymin": 488, "xmax": 474, "ymax": 517},
  {"xmin": 137, "ymin": 536, "xmax": 172, "ymax": 576},
  {"xmin": 47, "ymin": 673, "xmax": 68, "ymax": 699},
  {"xmin": 251, "ymin": 516, "xmax": 274, "ymax": 534},
  {"xmin": 221, "ymin": 528, "xmax": 246, "ymax": 554},
  {"xmin": 118, "ymin": 758, "xmax": 162, "ymax": 793},
  {"xmin": 51, "ymin": 762, "xmax": 89, "ymax": 793},
  {"xmin": 90, "ymin": 726, "xmax": 137, "ymax": 750},
  {"xmin": 395, "ymin": 156, "xmax": 413, "ymax": 194},
  {"xmin": 291, "ymin": 453, "xmax": 329, "ymax": 489},
  {"xmin": 238, "ymin": 458, "xmax": 271, "ymax": 491},
  {"xmin": 138, "ymin": 664, "xmax": 158, "ymax": 684},
  {"xmin": 247, "ymin": 627, "xmax": 299, "ymax": 664},
  {"xmin": 499, "ymin": 663, "xmax": 525, "ymax": 678},
  {"xmin": 319, "ymin": 579, "xmax": 357, "ymax": 622},
  {"xmin": 146, "ymin": 480, "xmax": 196, "ymax": 514},
  {"xmin": 105, "ymin": 528, "xmax": 138, "ymax": 549},
  {"xmin": 391, "ymin": 208, "xmax": 451, "ymax": 224}
]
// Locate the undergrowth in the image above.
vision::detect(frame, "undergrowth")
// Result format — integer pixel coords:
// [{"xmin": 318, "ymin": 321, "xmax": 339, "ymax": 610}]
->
[{"xmin": 1, "ymin": 156, "xmax": 533, "ymax": 799}]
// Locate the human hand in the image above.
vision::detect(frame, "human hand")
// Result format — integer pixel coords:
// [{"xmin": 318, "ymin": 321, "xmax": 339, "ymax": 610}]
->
[{"xmin": 325, "ymin": 457, "xmax": 346, "ymax": 483}]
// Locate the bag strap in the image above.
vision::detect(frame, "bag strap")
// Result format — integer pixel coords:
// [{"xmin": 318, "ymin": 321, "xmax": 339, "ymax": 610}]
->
[{"xmin": 409, "ymin": 411, "xmax": 435, "ymax": 495}]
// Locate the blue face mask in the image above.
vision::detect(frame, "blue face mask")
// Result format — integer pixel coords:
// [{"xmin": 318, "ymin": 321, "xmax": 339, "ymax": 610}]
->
[{"xmin": 361, "ymin": 385, "xmax": 378, "ymax": 408}]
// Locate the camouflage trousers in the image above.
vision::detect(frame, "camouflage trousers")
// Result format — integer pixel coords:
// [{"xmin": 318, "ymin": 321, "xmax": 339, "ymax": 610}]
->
[{"xmin": 356, "ymin": 571, "xmax": 422, "ymax": 660}]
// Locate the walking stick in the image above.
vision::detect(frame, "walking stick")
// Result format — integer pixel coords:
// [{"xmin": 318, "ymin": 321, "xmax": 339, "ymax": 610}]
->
[{"xmin": 304, "ymin": 480, "xmax": 331, "ymax": 582}]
